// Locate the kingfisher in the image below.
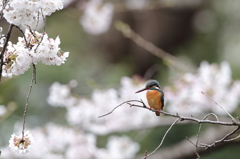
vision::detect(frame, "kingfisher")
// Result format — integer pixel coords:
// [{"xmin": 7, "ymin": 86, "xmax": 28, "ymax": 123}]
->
[{"xmin": 135, "ymin": 80, "xmax": 164, "ymax": 116}]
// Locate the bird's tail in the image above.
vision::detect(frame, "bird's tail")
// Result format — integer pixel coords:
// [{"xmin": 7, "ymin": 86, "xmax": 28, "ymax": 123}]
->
[{"xmin": 155, "ymin": 111, "xmax": 160, "ymax": 116}]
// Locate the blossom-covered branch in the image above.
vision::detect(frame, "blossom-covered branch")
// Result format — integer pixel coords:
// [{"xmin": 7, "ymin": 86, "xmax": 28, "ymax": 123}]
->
[
  {"xmin": 1, "ymin": 29, "xmax": 69, "ymax": 78},
  {"xmin": 0, "ymin": 0, "xmax": 70, "ymax": 154}
]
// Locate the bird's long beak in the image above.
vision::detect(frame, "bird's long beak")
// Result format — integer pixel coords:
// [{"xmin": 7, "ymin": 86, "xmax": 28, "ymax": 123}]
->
[{"xmin": 135, "ymin": 87, "xmax": 148, "ymax": 93}]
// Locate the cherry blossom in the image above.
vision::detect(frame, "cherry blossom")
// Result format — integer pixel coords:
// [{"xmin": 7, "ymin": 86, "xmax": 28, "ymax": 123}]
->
[
  {"xmin": 2, "ymin": 29, "xmax": 69, "ymax": 78},
  {"xmin": 3, "ymin": 0, "xmax": 63, "ymax": 29},
  {"xmin": 165, "ymin": 61, "xmax": 240, "ymax": 115},
  {"xmin": 1, "ymin": 123, "xmax": 140, "ymax": 158},
  {"xmin": 9, "ymin": 131, "xmax": 34, "ymax": 154},
  {"xmin": 80, "ymin": 0, "xmax": 114, "ymax": 35}
]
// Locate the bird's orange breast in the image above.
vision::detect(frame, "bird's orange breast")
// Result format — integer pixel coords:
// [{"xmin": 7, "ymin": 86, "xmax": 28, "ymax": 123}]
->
[{"xmin": 146, "ymin": 90, "xmax": 163, "ymax": 111}]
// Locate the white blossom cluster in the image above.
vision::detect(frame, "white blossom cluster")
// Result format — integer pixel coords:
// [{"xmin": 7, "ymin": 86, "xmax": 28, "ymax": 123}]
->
[
  {"xmin": 1, "ymin": 123, "xmax": 139, "ymax": 158},
  {"xmin": 165, "ymin": 61, "xmax": 240, "ymax": 115},
  {"xmin": 3, "ymin": 0, "xmax": 63, "ymax": 29},
  {"xmin": 47, "ymin": 77, "xmax": 162, "ymax": 135},
  {"xmin": 9, "ymin": 131, "xmax": 34, "ymax": 154},
  {"xmin": 80, "ymin": 0, "xmax": 114, "ymax": 35},
  {"xmin": 2, "ymin": 29, "xmax": 69, "ymax": 78},
  {"xmin": 47, "ymin": 80, "xmax": 78, "ymax": 107}
]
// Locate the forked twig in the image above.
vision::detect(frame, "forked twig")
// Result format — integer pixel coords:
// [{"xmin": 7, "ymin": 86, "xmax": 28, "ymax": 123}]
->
[{"xmin": 188, "ymin": 113, "xmax": 219, "ymax": 158}]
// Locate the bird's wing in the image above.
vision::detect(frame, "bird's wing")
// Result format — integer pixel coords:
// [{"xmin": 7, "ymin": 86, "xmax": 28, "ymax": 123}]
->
[{"xmin": 160, "ymin": 91, "xmax": 164, "ymax": 108}]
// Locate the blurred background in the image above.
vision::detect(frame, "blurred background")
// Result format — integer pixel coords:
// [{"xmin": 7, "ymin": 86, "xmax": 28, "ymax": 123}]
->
[{"xmin": 1, "ymin": 0, "xmax": 240, "ymax": 158}]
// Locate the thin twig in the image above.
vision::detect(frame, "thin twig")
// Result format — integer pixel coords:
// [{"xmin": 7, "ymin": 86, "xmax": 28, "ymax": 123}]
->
[
  {"xmin": 98, "ymin": 100, "xmax": 141, "ymax": 118},
  {"xmin": 195, "ymin": 121, "xmax": 205, "ymax": 158},
  {"xmin": 143, "ymin": 118, "xmax": 180, "ymax": 159},
  {"xmin": 32, "ymin": 63, "xmax": 36, "ymax": 84},
  {"xmin": 14, "ymin": 25, "xmax": 28, "ymax": 45},
  {"xmin": 21, "ymin": 63, "xmax": 36, "ymax": 138},
  {"xmin": 186, "ymin": 136, "xmax": 197, "ymax": 146},
  {"xmin": 34, "ymin": 31, "xmax": 45, "ymax": 53},
  {"xmin": 224, "ymin": 132, "xmax": 240, "ymax": 142},
  {"xmin": 201, "ymin": 91, "xmax": 237, "ymax": 123},
  {"xmin": 207, "ymin": 113, "xmax": 219, "ymax": 121}
]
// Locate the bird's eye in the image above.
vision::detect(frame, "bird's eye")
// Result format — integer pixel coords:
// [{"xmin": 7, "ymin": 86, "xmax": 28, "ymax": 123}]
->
[{"xmin": 155, "ymin": 86, "xmax": 160, "ymax": 89}]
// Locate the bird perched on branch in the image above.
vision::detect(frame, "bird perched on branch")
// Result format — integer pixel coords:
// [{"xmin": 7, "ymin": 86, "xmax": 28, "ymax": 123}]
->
[{"xmin": 135, "ymin": 80, "xmax": 164, "ymax": 116}]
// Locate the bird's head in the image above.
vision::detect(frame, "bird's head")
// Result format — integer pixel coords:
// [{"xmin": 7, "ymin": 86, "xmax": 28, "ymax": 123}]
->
[{"xmin": 135, "ymin": 80, "xmax": 161, "ymax": 93}]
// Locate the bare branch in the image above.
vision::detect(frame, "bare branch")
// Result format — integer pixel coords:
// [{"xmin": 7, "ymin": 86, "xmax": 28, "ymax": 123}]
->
[
  {"xmin": 99, "ymin": 100, "xmax": 240, "ymax": 126},
  {"xmin": 99, "ymin": 99, "xmax": 240, "ymax": 158}
]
